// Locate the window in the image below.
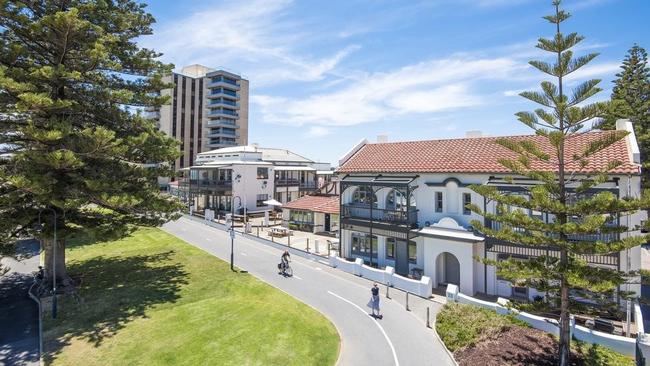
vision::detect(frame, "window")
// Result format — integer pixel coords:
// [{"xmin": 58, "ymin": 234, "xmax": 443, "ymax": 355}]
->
[
  {"xmin": 435, "ymin": 192, "xmax": 443, "ymax": 213},
  {"xmin": 463, "ymin": 193, "xmax": 472, "ymax": 215},
  {"xmin": 352, "ymin": 186, "xmax": 377, "ymax": 207},
  {"xmin": 351, "ymin": 233, "xmax": 378, "ymax": 257},
  {"xmin": 386, "ymin": 238, "xmax": 395, "ymax": 259},
  {"xmin": 408, "ymin": 240, "xmax": 417, "ymax": 263},
  {"xmin": 256, "ymin": 194, "xmax": 268, "ymax": 207},
  {"xmin": 290, "ymin": 210, "xmax": 313, "ymax": 223},
  {"xmin": 257, "ymin": 167, "xmax": 269, "ymax": 179}
]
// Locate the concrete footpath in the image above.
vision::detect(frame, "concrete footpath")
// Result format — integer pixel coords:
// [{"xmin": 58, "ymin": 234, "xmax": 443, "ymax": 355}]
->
[
  {"xmin": 164, "ymin": 217, "xmax": 455, "ymax": 366},
  {"xmin": 0, "ymin": 240, "xmax": 40, "ymax": 366}
]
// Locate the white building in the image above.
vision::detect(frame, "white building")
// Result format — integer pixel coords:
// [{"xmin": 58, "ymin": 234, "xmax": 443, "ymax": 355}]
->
[
  {"xmin": 336, "ymin": 120, "xmax": 645, "ymax": 301},
  {"xmin": 177, "ymin": 145, "xmax": 334, "ymax": 215}
]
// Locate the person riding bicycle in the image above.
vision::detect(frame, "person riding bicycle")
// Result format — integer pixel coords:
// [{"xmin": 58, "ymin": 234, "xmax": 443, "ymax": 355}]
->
[{"xmin": 280, "ymin": 250, "xmax": 291, "ymax": 274}]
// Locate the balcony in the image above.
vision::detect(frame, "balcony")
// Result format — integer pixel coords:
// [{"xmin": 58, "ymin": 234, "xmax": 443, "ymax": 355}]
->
[
  {"xmin": 208, "ymin": 79, "xmax": 240, "ymax": 90},
  {"xmin": 207, "ymin": 140, "xmax": 238, "ymax": 148},
  {"xmin": 275, "ymin": 178, "xmax": 299, "ymax": 187},
  {"xmin": 207, "ymin": 130, "xmax": 239, "ymax": 138},
  {"xmin": 206, "ymin": 119, "xmax": 239, "ymax": 128},
  {"xmin": 299, "ymin": 181, "xmax": 317, "ymax": 190},
  {"xmin": 207, "ymin": 109, "xmax": 239, "ymax": 118},
  {"xmin": 341, "ymin": 204, "xmax": 417, "ymax": 226},
  {"xmin": 208, "ymin": 90, "xmax": 239, "ymax": 99},
  {"xmin": 187, "ymin": 179, "xmax": 233, "ymax": 189},
  {"xmin": 210, "ymin": 76, "xmax": 239, "ymax": 86},
  {"xmin": 486, "ymin": 220, "xmax": 620, "ymax": 244},
  {"xmin": 208, "ymin": 100, "xmax": 239, "ymax": 108}
]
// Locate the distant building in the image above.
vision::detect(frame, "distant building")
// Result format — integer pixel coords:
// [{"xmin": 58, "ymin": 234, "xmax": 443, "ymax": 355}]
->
[
  {"xmin": 154, "ymin": 64, "xmax": 249, "ymax": 174},
  {"xmin": 174, "ymin": 145, "xmax": 334, "ymax": 215},
  {"xmin": 281, "ymin": 194, "xmax": 340, "ymax": 234}
]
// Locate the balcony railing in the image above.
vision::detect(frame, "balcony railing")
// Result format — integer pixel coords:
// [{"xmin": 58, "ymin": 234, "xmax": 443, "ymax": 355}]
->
[
  {"xmin": 276, "ymin": 178, "xmax": 300, "ymax": 187},
  {"xmin": 186, "ymin": 179, "xmax": 233, "ymax": 189},
  {"xmin": 209, "ymin": 89, "xmax": 238, "ymax": 97},
  {"xmin": 210, "ymin": 77, "xmax": 238, "ymax": 86},
  {"xmin": 275, "ymin": 179, "xmax": 317, "ymax": 188},
  {"xmin": 206, "ymin": 119, "xmax": 238, "ymax": 127},
  {"xmin": 341, "ymin": 204, "xmax": 417, "ymax": 226},
  {"xmin": 208, "ymin": 109, "xmax": 238, "ymax": 117},
  {"xmin": 300, "ymin": 181, "xmax": 317, "ymax": 189},
  {"xmin": 209, "ymin": 99, "xmax": 238, "ymax": 107},
  {"xmin": 487, "ymin": 220, "xmax": 620, "ymax": 243}
]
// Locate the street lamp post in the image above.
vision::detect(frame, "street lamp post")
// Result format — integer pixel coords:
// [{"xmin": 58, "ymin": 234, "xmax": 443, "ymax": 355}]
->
[
  {"xmin": 230, "ymin": 195, "xmax": 242, "ymax": 272},
  {"xmin": 37, "ymin": 208, "xmax": 57, "ymax": 319}
]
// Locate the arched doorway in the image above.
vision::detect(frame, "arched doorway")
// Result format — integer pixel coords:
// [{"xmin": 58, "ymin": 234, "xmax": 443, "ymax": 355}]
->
[{"xmin": 436, "ymin": 252, "xmax": 460, "ymax": 287}]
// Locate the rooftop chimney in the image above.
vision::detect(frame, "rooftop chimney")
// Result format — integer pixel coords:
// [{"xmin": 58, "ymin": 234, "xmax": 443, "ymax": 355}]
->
[
  {"xmin": 377, "ymin": 134, "xmax": 388, "ymax": 143},
  {"xmin": 465, "ymin": 130, "xmax": 483, "ymax": 138}
]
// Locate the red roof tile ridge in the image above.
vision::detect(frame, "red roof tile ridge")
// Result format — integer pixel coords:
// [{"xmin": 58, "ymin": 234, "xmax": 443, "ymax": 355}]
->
[{"xmin": 363, "ymin": 130, "xmax": 616, "ymax": 146}]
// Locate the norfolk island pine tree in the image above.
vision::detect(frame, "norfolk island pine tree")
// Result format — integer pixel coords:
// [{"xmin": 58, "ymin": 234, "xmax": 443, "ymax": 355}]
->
[
  {"xmin": 0, "ymin": 1, "xmax": 184, "ymax": 292},
  {"xmin": 598, "ymin": 45, "xmax": 650, "ymax": 187},
  {"xmin": 468, "ymin": 1, "xmax": 650, "ymax": 365}
]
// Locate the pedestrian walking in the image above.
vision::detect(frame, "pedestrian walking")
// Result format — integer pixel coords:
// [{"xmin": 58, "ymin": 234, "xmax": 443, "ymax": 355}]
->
[{"xmin": 367, "ymin": 283, "xmax": 382, "ymax": 318}]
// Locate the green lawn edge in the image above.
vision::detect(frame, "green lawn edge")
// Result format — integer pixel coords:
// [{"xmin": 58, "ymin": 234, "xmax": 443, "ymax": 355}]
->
[{"xmin": 42, "ymin": 227, "xmax": 340, "ymax": 366}]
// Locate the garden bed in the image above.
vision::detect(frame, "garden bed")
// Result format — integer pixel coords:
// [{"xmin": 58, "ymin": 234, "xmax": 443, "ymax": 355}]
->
[{"xmin": 436, "ymin": 302, "xmax": 634, "ymax": 366}]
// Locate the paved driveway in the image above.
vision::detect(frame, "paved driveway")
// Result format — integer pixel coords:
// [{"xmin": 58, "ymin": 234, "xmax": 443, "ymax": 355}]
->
[
  {"xmin": 0, "ymin": 240, "xmax": 40, "ymax": 366},
  {"xmin": 164, "ymin": 217, "xmax": 455, "ymax": 366}
]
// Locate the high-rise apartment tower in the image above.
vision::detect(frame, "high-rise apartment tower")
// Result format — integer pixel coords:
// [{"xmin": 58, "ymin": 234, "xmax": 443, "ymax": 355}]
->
[{"xmin": 156, "ymin": 64, "xmax": 249, "ymax": 171}]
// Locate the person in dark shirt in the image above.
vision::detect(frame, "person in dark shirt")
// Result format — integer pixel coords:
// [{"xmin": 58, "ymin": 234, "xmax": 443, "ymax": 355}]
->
[
  {"xmin": 369, "ymin": 283, "xmax": 381, "ymax": 318},
  {"xmin": 280, "ymin": 250, "xmax": 291, "ymax": 275}
]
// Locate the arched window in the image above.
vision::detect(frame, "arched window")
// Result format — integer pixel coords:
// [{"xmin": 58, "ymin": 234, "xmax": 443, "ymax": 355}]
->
[
  {"xmin": 351, "ymin": 186, "xmax": 377, "ymax": 207},
  {"xmin": 385, "ymin": 189, "xmax": 416, "ymax": 211}
]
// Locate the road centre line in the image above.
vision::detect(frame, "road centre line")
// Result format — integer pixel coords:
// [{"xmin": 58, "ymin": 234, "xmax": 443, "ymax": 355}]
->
[{"xmin": 328, "ymin": 291, "xmax": 400, "ymax": 366}]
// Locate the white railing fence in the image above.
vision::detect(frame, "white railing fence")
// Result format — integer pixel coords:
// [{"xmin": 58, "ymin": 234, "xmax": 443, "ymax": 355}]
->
[
  {"xmin": 446, "ymin": 284, "xmax": 645, "ymax": 359},
  {"xmin": 329, "ymin": 252, "xmax": 432, "ymax": 297}
]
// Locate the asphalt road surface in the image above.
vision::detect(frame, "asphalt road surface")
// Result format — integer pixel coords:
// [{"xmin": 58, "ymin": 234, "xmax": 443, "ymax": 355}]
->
[
  {"xmin": 163, "ymin": 217, "xmax": 455, "ymax": 366},
  {"xmin": 0, "ymin": 240, "xmax": 40, "ymax": 366}
]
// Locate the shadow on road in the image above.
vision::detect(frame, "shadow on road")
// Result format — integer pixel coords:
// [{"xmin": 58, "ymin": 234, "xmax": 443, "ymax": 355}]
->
[
  {"xmin": 43, "ymin": 244, "xmax": 189, "ymax": 364},
  {"xmin": 0, "ymin": 273, "xmax": 39, "ymax": 366}
]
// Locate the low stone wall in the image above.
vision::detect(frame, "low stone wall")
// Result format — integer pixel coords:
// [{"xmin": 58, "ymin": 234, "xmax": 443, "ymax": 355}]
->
[
  {"xmin": 329, "ymin": 252, "xmax": 432, "ymax": 297},
  {"xmin": 446, "ymin": 285, "xmax": 637, "ymax": 357}
]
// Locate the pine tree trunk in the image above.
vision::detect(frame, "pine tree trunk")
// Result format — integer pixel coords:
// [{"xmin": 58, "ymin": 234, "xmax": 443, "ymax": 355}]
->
[
  {"xmin": 559, "ymin": 249, "xmax": 571, "ymax": 366},
  {"xmin": 41, "ymin": 237, "xmax": 73, "ymax": 292}
]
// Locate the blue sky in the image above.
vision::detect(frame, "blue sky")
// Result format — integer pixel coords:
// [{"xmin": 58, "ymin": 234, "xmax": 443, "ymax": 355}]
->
[{"xmin": 141, "ymin": 0, "xmax": 649, "ymax": 166}]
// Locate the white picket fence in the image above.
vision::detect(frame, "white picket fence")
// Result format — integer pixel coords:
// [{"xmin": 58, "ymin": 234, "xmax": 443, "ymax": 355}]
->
[{"xmin": 329, "ymin": 252, "xmax": 432, "ymax": 297}]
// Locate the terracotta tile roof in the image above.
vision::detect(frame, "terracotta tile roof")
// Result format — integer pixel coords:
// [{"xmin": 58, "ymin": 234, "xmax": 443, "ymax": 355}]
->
[
  {"xmin": 282, "ymin": 195, "xmax": 340, "ymax": 215},
  {"xmin": 338, "ymin": 131, "xmax": 640, "ymax": 175}
]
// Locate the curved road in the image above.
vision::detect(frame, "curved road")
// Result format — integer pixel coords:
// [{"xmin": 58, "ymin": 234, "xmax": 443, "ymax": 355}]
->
[{"xmin": 163, "ymin": 217, "xmax": 455, "ymax": 366}]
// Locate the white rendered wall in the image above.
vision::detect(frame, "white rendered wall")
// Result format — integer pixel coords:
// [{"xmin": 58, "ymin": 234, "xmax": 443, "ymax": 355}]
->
[
  {"xmin": 420, "ymin": 236, "xmax": 481, "ymax": 295},
  {"xmin": 231, "ymin": 164, "xmax": 274, "ymax": 213}
]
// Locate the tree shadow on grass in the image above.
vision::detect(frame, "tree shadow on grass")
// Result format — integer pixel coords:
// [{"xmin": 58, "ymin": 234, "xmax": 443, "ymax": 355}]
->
[{"xmin": 44, "ymin": 249, "xmax": 189, "ymax": 364}]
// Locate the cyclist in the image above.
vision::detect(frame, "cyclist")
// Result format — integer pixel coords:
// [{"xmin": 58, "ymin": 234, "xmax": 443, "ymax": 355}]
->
[{"xmin": 280, "ymin": 250, "xmax": 291, "ymax": 275}]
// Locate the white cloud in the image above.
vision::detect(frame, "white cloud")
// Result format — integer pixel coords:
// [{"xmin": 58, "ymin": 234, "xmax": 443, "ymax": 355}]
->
[
  {"xmin": 141, "ymin": 0, "xmax": 357, "ymax": 86},
  {"xmin": 304, "ymin": 126, "xmax": 333, "ymax": 138},
  {"xmin": 566, "ymin": 62, "xmax": 620, "ymax": 80},
  {"xmin": 253, "ymin": 56, "xmax": 525, "ymax": 127}
]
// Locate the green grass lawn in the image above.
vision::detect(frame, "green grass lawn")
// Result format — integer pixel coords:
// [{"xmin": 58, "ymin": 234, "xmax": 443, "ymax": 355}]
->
[{"xmin": 43, "ymin": 227, "xmax": 340, "ymax": 366}]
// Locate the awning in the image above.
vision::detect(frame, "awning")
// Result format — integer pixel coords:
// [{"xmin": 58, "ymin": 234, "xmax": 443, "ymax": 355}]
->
[
  {"xmin": 274, "ymin": 166, "xmax": 316, "ymax": 171},
  {"xmin": 263, "ymin": 199, "xmax": 283, "ymax": 206},
  {"xmin": 412, "ymin": 226, "xmax": 484, "ymax": 242}
]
